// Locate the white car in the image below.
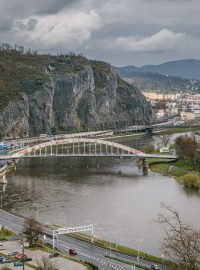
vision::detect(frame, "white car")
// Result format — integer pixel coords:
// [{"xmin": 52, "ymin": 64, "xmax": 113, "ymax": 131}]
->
[
  {"xmin": 159, "ymin": 147, "xmax": 169, "ymax": 153},
  {"xmin": 0, "ymin": 242, "xmax": 3, "ymax": 246}
]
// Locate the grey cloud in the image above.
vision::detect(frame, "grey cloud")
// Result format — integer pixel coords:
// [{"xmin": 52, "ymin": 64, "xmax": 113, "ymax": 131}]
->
[
  {"xmin": 0, "ymin": 0, "xmax": 200, "ymax": 66},
  {"xmin": 0, "ymin": 11, "xmax": 13, "ymax": 32},
  {"xmin": 2, "ymin": 0, "xmax": 80, "ymax": 17},
  {"xmin": 27, "ymin": 18, "xmax": 38, "ymax": 31}
]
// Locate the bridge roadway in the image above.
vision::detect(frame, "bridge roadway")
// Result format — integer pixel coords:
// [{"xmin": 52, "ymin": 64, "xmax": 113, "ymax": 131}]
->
[
  {"xmin": 0, "ymin": 153, "xmax": 176, "ymax": 160},
  {"xmin": 0, "ymin": 209, "xmax": 163, "ymax": 270}
]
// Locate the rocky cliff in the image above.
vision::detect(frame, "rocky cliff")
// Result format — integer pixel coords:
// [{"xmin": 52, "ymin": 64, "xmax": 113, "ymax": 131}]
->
[{"xmin": 0, "ymin": 52, "xmax": 154, "ymax": 138}]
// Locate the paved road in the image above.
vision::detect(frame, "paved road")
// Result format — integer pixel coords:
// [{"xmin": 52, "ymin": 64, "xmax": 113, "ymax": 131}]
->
[{"xmin": 0, "ymin": 210, "xmax": 162, "ymax": 270}]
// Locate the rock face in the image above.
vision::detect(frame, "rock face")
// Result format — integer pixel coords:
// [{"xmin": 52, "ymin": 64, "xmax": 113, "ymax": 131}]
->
[{"xmin": 0, "ymin": 54, "xmax": 154, "ymax": 139}]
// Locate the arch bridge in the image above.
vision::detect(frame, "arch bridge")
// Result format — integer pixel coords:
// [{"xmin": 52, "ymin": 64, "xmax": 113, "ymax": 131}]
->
[{"xmin": 0, "ymin": 138, "xmax": 176, "ymax": 175}]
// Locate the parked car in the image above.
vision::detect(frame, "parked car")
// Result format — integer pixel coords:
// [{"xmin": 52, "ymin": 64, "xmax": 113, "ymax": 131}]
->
[
  {"xmin": 0, "ymin": 256, "xmax": 4, "ymax": 261},
  {"xmin": 15, "ymin": 254, "xmax": 27, "ymax": 259},
  {"xmin": 3, "ymin": 258, "xmax": 12, "ymax": 264},
  {"xmin": 49, "ymin": 252, "xmax": 59, "ymax": 258},
  {"xmin": 0, "ymin": 241, "xmax": 3, "ymax": 246},
  {"xmin": 14, "ymin": 261, "xmax": 23, "ymax": 266},
  {"xmin": 151, "ymin": 264, "xmax": 159, "ymax": 270},
  {"xmin": 8, "ymin": 251, "xmax": 19, "ymax": 257},
  {"xmin": 159, "ymin": 147, "xmax": 169, "ymax": 153},
  {"xmin": 69, "ymin": 248, "xmax": 77, "ymax": 255},
  {"xmin": 21, "ymin": 257, "xmax": 32, "ymax": 262}
]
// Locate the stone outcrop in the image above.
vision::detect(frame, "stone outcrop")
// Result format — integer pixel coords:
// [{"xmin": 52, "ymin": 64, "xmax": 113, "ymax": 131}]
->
[{"xmin": 0, "ymin": 54, "xmax": 155, "ymax": 139}]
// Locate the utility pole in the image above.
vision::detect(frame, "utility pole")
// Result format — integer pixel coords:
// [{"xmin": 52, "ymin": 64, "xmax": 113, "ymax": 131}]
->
[
  {"xmin": 0, "ymin": 191, "xmax": 2, "ymax": 209},
  {"xmin": 33, "ymin": 204, "xmax": 38, "ymax": 221},
  {"xmin": 21, "ymin": 234, "xmax": 25, "ymax": 270}
]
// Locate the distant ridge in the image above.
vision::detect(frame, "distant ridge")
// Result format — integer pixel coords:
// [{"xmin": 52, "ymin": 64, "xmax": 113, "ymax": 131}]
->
[{"xmin": 116, "ymin": 59, "xmax": 200, "ymax": 80}]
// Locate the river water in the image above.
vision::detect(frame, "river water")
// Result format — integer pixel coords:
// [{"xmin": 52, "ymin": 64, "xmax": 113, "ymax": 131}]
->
[{"xmin": 3, "ymin": 133, "xmax": 200, "ymax": 256}]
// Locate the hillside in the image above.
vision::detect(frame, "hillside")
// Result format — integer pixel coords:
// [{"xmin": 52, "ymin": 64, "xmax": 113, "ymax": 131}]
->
[
  {"xmin": 116, "ymin": 59, "xmax": 200, "ymax": 81},
  {"xmin": 114, "ymin": 67, "xmax": 197, "ymax": 91},
  {"xmin": 0, "ymin": 49, "xmax": 154, "ymax": 139},
  {"xmin": 115, "ymin": 60, "xmax": 200, "ymax": 92},
  {"xmin": 141, "ymin": 59, "xmax": 200, "ymax": 80}
]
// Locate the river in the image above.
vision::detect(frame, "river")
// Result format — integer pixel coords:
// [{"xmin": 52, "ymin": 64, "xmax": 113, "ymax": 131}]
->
[{"xmin": 3, "ymin": 133, "xmax": 200, "ymax": 256}]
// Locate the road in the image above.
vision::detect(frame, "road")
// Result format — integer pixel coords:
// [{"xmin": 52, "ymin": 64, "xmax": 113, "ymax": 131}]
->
[{"xmin": 0, "ymin": 210, "xmax": 163, "ymax": 270}]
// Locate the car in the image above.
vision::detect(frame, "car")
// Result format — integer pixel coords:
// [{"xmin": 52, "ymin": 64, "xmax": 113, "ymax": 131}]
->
[
  {"xmin": 69, "ymin": 248, "xmax": 77, "ymax": 255},
  {"xmin": 15, "ymin": 254, "xmax": 27, "ymax": 259},
  {"xmin": 159, "ymin": 147, "xmax": 169, "ymax": 153},
  {"xmin": 49, "ymin": 252, "xmax": 59, "ymax": 258},
  {"xmin": 21, "ymin": 257, "xmax": 32, "ymax": 262},
  {"xmin": 3, "ymin": 258, "xmax": 12, "ymax": 264},
  {"xmin": 8, "ymin": 251, "xmax": 19, "ymax": 257},
  {"xmin": 151, "ymin": 264, "xmax": 159, "ymax": 270},
  {"xmin": 0, "ymin": 242, "xmax": 3, "ymax": 246},
  {"xmin": 0, "ymin": 256, "xmax": 4, "ymax": 261},
  {"xmin": 14, "ymin": 261, "xmax": 23, "ymax": 266}
]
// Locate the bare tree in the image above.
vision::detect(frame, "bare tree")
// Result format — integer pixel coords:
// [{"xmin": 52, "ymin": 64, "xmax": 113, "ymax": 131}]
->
[
  {"xmin": 175, "ymin": 135, "xmax": 197, "ymax": 162},
  {"xmin": 23, "ymin": 217, "xmax": 43, "ymax": 247},
  {"xmin": 158, "ymin": 134, "xmax": 172, "ymax": 147},
  {"xmin": 158, "ymin": 204, "xmax": 200, "ymax": 270},
  {"xmin": 37, "ymin": 256, "xmax": 58, "ymax": 270}
]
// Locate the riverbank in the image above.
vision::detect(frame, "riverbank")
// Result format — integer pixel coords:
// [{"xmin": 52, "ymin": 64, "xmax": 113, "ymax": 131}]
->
[
  {"xmin": 149, "ymin": 159, "xmax": 200, "ymax": 189},
  {"xmin": 105, "ymin": 126, "xmax": 199, "ymax": 142}
]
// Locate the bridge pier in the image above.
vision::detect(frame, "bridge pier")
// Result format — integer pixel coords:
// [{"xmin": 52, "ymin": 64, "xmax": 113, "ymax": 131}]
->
[{"xmin": 142, "ymin": 158, "xmax": 148, "ymax": 176}]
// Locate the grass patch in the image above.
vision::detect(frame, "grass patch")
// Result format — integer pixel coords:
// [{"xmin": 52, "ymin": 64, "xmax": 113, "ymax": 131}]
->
[
  {"xmin": 107, "ymin": 133, "xmax": 144, "ymax": 142},
  {"xmin": 0, "ymin": 229, "xmax": 16, "ymax": 239},
  {"xmin": 107, "ymin": 127, "xmax": 199, "ymax": 143},
  {"xmin": 158, "ymin": 127, "xmax": 199, "ymax": 135}
]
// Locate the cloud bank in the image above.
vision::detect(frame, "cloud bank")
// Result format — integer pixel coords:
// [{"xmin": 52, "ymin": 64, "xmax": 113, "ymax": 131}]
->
[{"xmin": 0, "ymin": 0, "xmax": 199, "ymax": 65}]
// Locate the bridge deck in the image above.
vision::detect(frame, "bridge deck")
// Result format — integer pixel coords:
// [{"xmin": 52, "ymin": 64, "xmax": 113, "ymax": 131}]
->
[{"xmin": 0, "ymin": 153, "xmax": 177, "ymax": 160}]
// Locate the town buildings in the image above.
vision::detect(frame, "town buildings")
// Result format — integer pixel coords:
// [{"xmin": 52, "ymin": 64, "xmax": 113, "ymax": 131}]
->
[{"xmin": 143, "ymin": 90, "xmax": 200, "ymax": 121}]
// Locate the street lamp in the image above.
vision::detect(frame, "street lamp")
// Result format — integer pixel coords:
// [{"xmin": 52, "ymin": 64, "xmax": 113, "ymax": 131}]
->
[
  {"xmin": 162, "ymin": 254, "xmax": 165, "ymax": 270},
  {"xmin": 33, "ymin": 204, "xmax": 38, "ymax": 221},
  {"xmin": 21, "ymin": 234, "xmax": 25, "ymax": 270},
  {"xmin": 0, "ymin": 191, "xmax": 3, "ymax": 209},
  {"xmin": 137, "ymin": 238, "xmax": 143, "ymax": 262}
]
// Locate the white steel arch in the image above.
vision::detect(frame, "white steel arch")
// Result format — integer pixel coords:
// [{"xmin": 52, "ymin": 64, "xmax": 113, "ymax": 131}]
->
[{"xmin": 15, "ymin": 138, "xmax": 144, "ymax": 157}]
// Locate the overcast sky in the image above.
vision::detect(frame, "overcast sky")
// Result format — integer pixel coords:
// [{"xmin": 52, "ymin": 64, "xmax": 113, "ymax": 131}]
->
[{"xmin": 0, "ymin": 0, "xmax": 200, "ymax": 66}]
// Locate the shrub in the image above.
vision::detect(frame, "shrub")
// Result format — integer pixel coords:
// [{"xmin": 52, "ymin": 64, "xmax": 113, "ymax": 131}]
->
[
  {"xmin": 181, "ymin": 173, "xmax": 200, "ymax": 189},
  {"xmin": 144, "ymin": 144, "xmax": 155, "ymax": 153}
]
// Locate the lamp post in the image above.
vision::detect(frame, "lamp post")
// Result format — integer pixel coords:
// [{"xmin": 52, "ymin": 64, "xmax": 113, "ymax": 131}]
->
[
  {"xmin": 19, "ymin": 234, "xmax": 25, "ymax": 270},
  {"xmin": 162, "ymin": 254, "xmax": 165, "ymax": 270},
  {"xmin": 137, "ymin": 238, "xmax": 143, "ymax": 262},
  {"xmin": 33, "ymin": 204, "xmax": 38, "ymax": 221},
  {"xmin": 0, "ymin": 191, "xmax": 3, "ymax": 209}
]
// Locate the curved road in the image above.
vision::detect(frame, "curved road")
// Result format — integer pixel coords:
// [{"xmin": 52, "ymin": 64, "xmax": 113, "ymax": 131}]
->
[{"xmin": 0, "ymin": 210, "xmax": 163, "ymax": 270}]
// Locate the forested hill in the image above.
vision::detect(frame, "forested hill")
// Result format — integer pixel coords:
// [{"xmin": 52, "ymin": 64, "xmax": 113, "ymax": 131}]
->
[
  {"xmin": 115, "ymin": 59, "xmax": 200, "ymax": 92},
  {"xmin": 116, "ymin": 59, "xmax": 200, "ymax": 80},
  {"xmin": 0, "ymin": 46, "xmax": 154, "ymax": 139}
]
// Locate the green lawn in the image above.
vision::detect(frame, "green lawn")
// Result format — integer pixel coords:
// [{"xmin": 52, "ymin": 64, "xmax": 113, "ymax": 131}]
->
[
  {"xmin": 0, "ymin": 229, "xmax": 16, "ymax": 238},
  {"xmin": 158, "ymin": 127, "xmax": 199, "ymax": 135}
]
